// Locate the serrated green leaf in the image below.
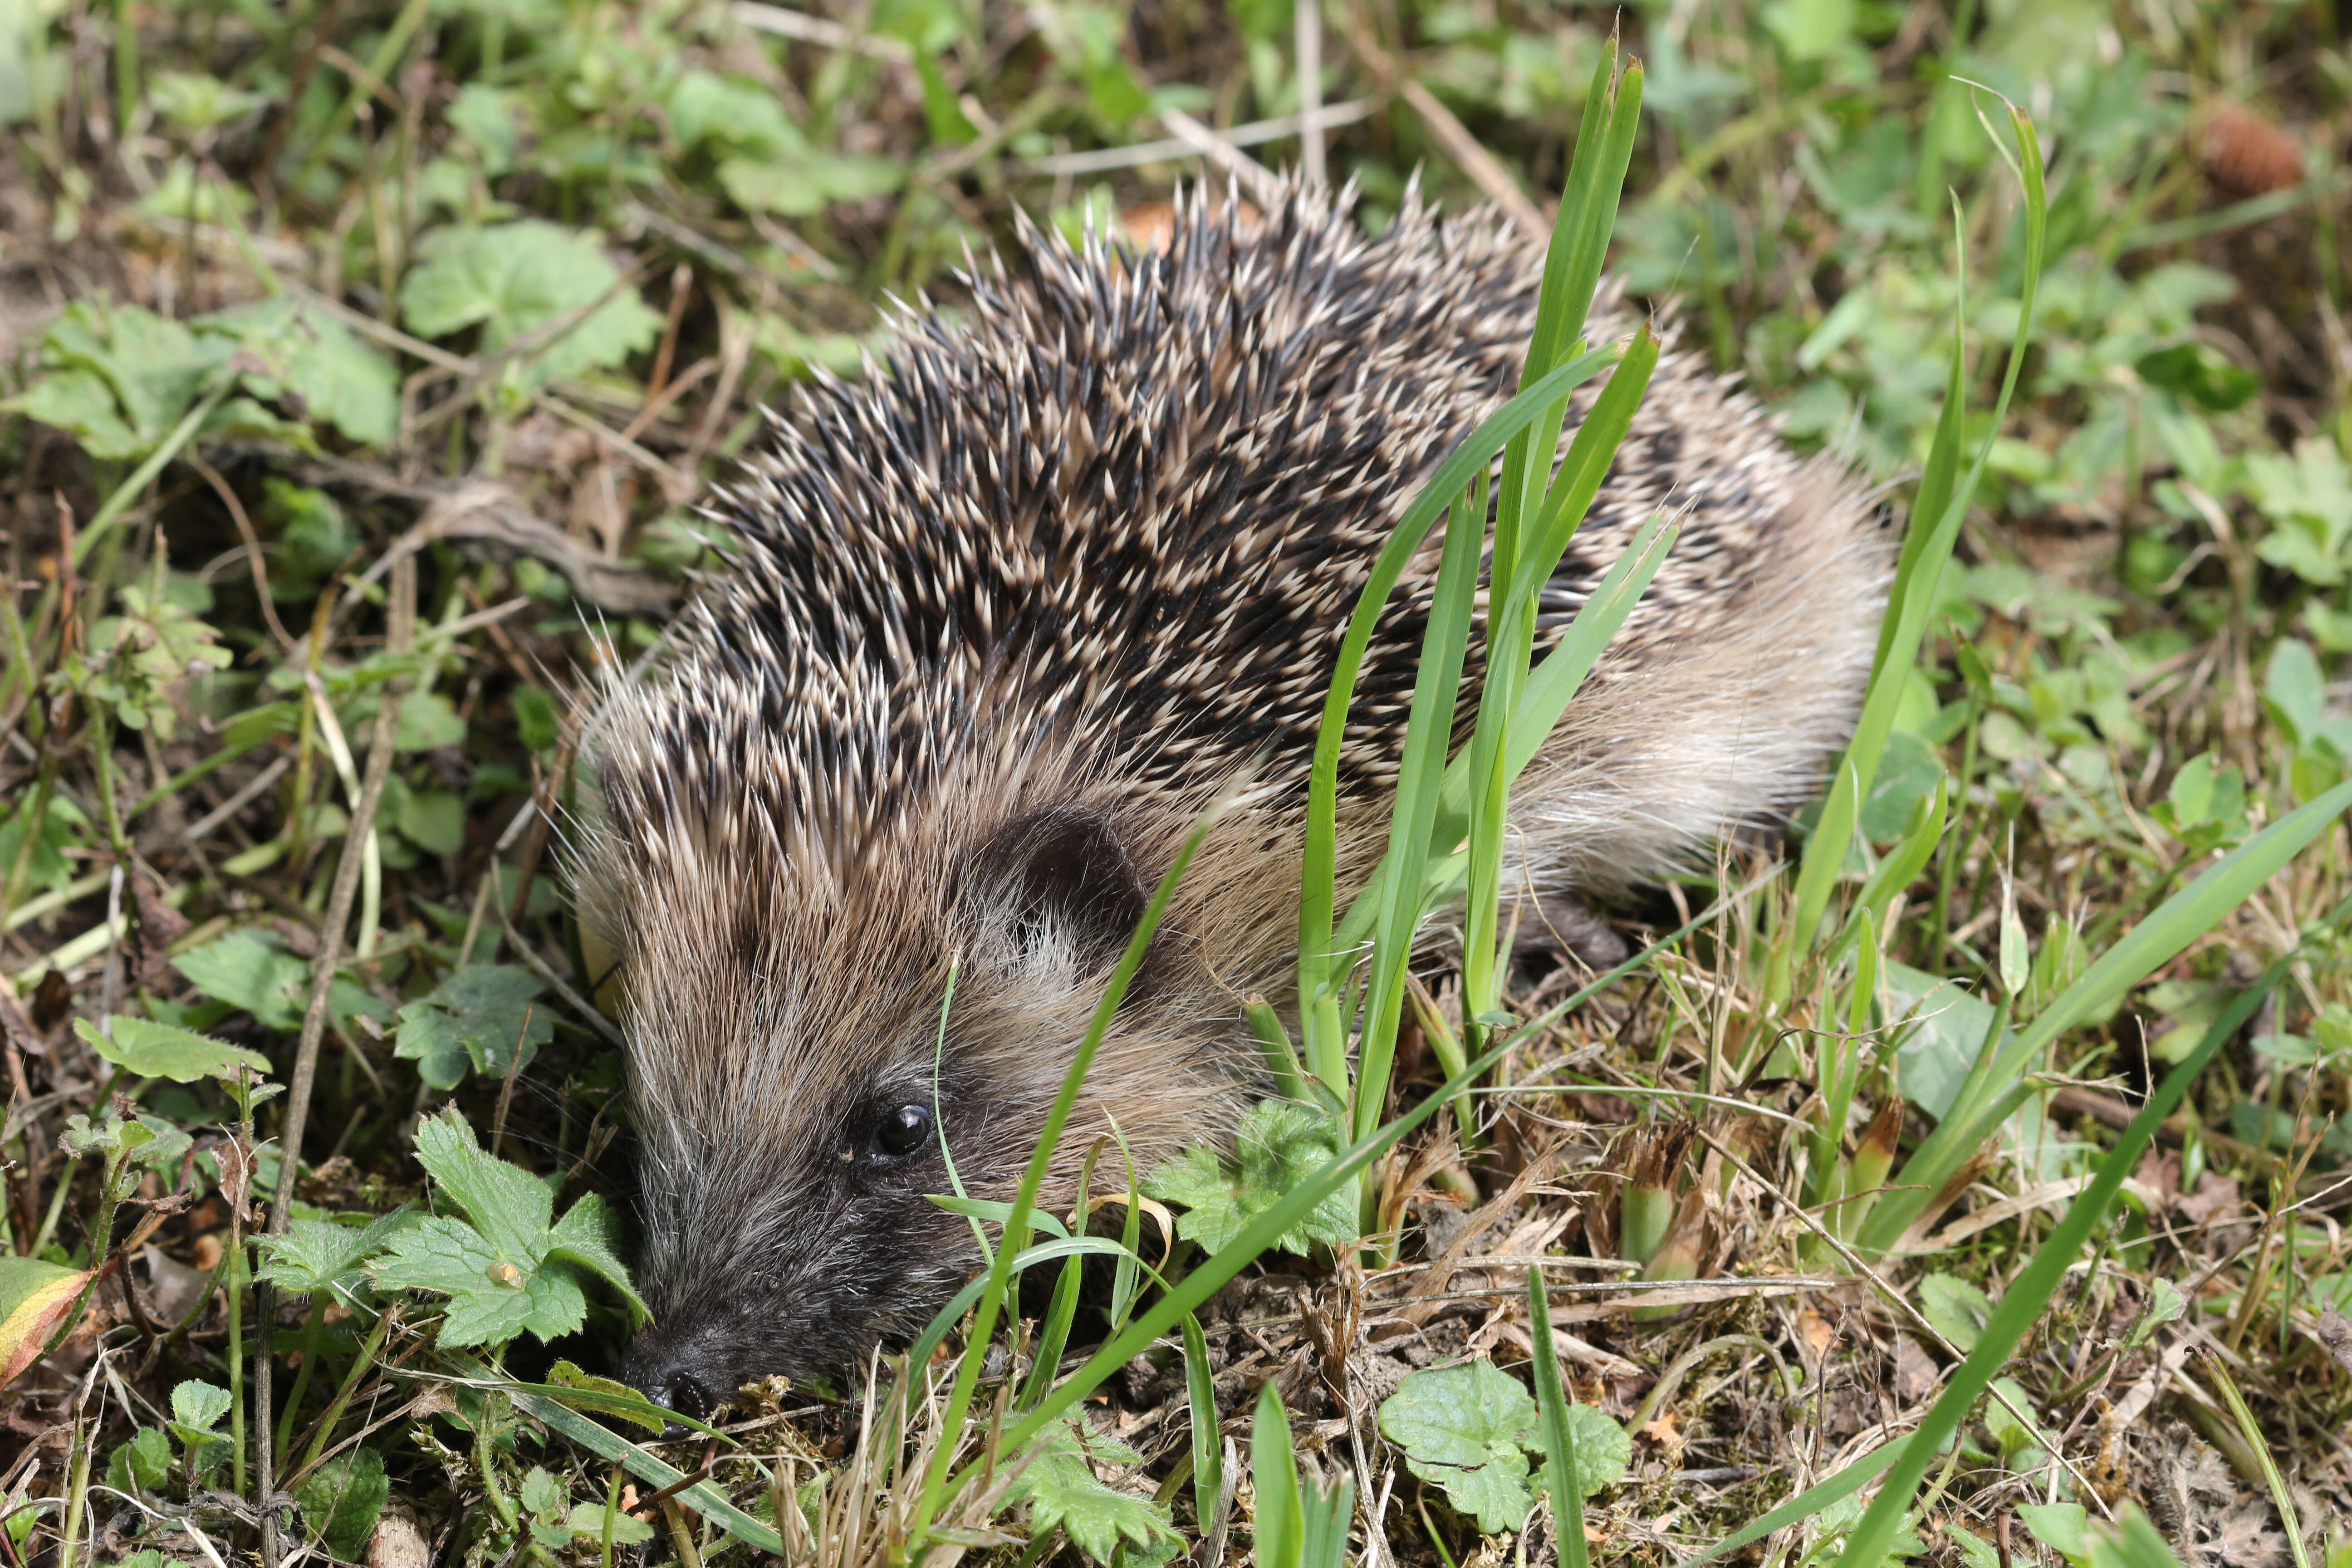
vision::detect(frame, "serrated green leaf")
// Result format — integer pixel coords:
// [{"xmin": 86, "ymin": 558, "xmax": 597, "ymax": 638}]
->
[
  {"xmin": 1140, "ymin": 1099, "xmax": 1357, "ymax": 1256},
  {"xmin": 172, "ymin": 1380, "xmax": 231, "ymax": 1436},
  {"xmin": 518, "ymin": 1465, "xmax": 568, "ymax": 1521},
  {"xmin": 294, "ymin": 1448, "xmax": 387, "ymax": 1561},
  {"xmin": 106, "ymin": 1426, "xmax": 172, "ymax": 1495},
  {"xmin": 545, "ymin": 1192, "xmax": 649, "ymax": 1327},
  {"xmin": 73, "ymin": 1017, "xmax": 272, "ymax": 1083},
  {"xmin": 373, "ymin": 1215, "xmax": 551, "ymax": 1347},
  {"xmin": 410, "ymin": 1110, "xmax": 551, "ymax": 1259},
  {"xmin": 256, "ymin": 1212, "xmax": 411, "ymax": 1297},
  {"xmin": 1004, "ymin": 1421, "xmax": 1181, "ymax": 1568},
  {"xmin": 392, "ymin": 965, "xmax": 549, "ymax": 1090}
]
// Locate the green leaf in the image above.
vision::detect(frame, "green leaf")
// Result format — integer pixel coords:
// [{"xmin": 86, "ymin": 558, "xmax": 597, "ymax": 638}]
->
[
  {"xmin": 172, "ymin": 1379, "xmax": 231, "ymax": 1437},
  {"xmin": 1140, "ymin": 1099, "xmax": 1356, "ymax": 1256},
  {"xmin": 410, "ymin": 1109, "xmax": 552, "ymax": 1259},
  {"xmin": 1378, "ymin": 1359, "xmax": 1542, "ymax": 1533},
  {"xmin": 294, "ymin": 1448, "xmax": 388, "ymax": 1561},
  {"xmin": 106, "ymin": 1426, "xmax": 173, "ymax": 1495},
  {"xmin": 519, "ymin": 1465, "xmax": 568, "ymax": 1521},
  {"xmin": 565, "ymin": 1501, "xmax": 656, "ymax": 1545},
  {"xmin": 400, "ymin": 221, "xmax": 662, "ymax": 393},
  {"xmin": 2019, "ymin": 1502, "xmax": 2089, "ymax": 1562},
  {"xmin": 373, "ymin": 1214, "xmax": 581, "ymax": 1347},
  {"xmin": 393, "ymin": 788, "xmax": 466, "ymax": 857},
  {"xmin": 1003, "ymin": 1421, "xmax": 1181, "ymax": 1568},
  {"xmin": 2085, "ymin": 1508, "xmax": 2186, "ymax": 1568},
  {"xmin": 73, "ymin": 1017, "xmax": 272, "ymax": 1083},
  {"xmin": 173, "ymin": 930, "xmax": 311, "ymax": 1033},
  {"xmin": 255, "ymin": 1212, "xmax": 411, "ymax": 1297},
  {"xmin": 718, "ymin": 152, "xmax": 904, "ymax": 216},
  {"xmin": 373, "ymin": 1112, "xmax": 633, "ymax": 1348},
  {"xmin": 545, "ymin": 1192, "xmax": 650, "ymax": 1327},
  {"xmin": 1252, "ymin": 1382, "xmax": 1301, "ymax": 1568},
  {"xmin": 1917, "ymin": 1274, "xmax": 1994, "ymax": 1354},
  {"xmin": 392, "ymin": 965, "xmax": 550, "ymax": 1090}
]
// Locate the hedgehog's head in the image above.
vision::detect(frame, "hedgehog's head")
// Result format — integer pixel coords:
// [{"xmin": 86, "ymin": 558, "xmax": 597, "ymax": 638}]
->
[{"xmin": 574, "ymin": 737, "xmax": 1249, "ymax": 1421}]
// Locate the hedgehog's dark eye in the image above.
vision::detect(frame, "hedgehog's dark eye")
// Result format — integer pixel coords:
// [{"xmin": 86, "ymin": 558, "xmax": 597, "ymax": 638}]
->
[{"xmin": 871, "ymin": 1103, "xmax": 932, "ymax": 1160}]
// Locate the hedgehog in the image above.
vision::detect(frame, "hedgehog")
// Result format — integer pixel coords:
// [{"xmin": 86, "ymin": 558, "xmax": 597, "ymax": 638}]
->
[{"xmin": 573, "ymin": 181, "xmax": 1886, "ymax": 1420}]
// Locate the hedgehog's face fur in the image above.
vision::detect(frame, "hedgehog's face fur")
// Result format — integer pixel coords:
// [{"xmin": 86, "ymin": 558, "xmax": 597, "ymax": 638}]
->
[{"xmin": 577, "ymin": 757, "xmax": 1266, "ymax": 1418}]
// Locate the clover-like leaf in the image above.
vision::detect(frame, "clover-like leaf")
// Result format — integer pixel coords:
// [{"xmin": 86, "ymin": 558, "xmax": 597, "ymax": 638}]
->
[{"xmin": 1141, "ymin": 1099, "xmax": 1357, "ymax": 1256}]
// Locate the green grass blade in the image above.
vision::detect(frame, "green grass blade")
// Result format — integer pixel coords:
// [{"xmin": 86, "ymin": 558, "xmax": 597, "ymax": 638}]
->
[
  {"xmin": 1334, "ymin": 514, "xmax": 1678, "ymax": 956},
  {"xmin": 1020, "ymin": 1251, "xmax": 1084, "ymax": 1407},
  {"xmin": 966, "ymin": 911, "xmax": 1711, "ymax": 1502},
  {"xmin": 1294, "ymin": 343, "xmax": 1622, "ymax": 1024},
  {"xmin": 1528, "ymin": 1270, "xmax": 1591, "ymax": 1568},
  {"xmin": 912, "ymin": 814, "xmax": 1215, "ymax": 1540},
  {"xmin": 1351, "ymin": 480, "xmax": 1490, "ymax": 1146},
  {"xmin": 1253, "ymin": 1382, "xmax": 1302, "ymax": 1568},
  {"xmin": 1677, "ymin": 1437, "xmax": 1914, "ymax": 1568},
  {"xmin": 1181, "ymin": 1312, "xmax": 1223, "ymax": 1534},
  {"xmin": 1831, "ymin": 926, "xmax": 2325, "ymax": 1568},
  {"xmin": 1858, "ymin": 777, "xmax": 2352, "ymax": 1253},
  {"xmin": 1781, "ymin": 104, "xmax": 2048, "ymax": 981}
]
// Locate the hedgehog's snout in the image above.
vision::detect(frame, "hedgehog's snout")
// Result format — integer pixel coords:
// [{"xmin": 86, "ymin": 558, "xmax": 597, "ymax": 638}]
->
[{"xmin": 623, "ymin": 1324, "xmax": 731, "ymax": 1438}]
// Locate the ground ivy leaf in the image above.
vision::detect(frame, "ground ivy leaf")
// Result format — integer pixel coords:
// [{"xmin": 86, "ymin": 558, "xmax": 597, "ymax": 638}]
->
[
  {"xmin": 1379, "ymin": 1360, "xmax": 1546, "ymax": 1533},
  {"xmin": 1004, "ymin": 1421, "xmax": 1181, "ymax": 1568},
  {"xmin": 399, "ymin": 221, "xmax": 662, "ymax": 393},
  {"xmin": 393, "ymin": 965, "xmax": 549, "ymax": 1090},
  {"xmin": 1530, "ymin": 1401, "xmax": 1634, "ymax": 1498},
  {"xmin": 1918, "ymin": 1273, "xmax": 1995, "ymax": 1354},
  {"xmin": 1141, "ymin": 1099, "xmax": 1356, "ymax": 1256}
]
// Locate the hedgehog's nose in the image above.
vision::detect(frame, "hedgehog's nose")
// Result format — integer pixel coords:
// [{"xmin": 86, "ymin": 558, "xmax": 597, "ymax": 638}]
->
[{"xmin": 639, "ymin": 1364, "xmax": 714, "ymax": 1438}]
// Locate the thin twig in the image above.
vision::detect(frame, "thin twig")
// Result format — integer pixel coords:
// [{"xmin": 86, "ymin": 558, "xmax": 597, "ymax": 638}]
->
[
  {"xmin": 1335, "ymin": 10, "xmax": 1548, "ymax": 236},
  {"xmin": 257, "ymin": 554, "xmax": 416, "ymax": 1568}
]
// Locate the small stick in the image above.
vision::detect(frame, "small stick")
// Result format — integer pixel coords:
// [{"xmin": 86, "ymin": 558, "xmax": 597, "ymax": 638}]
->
[
  {"xmin": 257, "ymin": 554, "xmax": 417, "ymax": 1568},
  {"xmin": 1335, "ymin": 10, "xmax": 1549, "ymax": 237}
]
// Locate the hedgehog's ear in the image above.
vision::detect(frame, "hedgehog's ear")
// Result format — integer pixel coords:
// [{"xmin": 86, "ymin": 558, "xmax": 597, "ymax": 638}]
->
[{"xmin": 970, "ymin": 807, "xmax": 1148, "ymax": 970}]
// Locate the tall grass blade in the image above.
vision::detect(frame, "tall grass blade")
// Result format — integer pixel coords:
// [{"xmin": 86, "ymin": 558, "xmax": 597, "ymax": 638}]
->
[
  {"xmin": 1181, "ymin": 1312, "xmax": 1223, "ymax": 1534},
  {"xmin": 911, "ymin": 814, "xmax": 1216, "ymax": 1541},
  {"xmin": 1828, "ymin": 916, "xmax": 2334, "ymax": 1568},
  {"xmin": 1333, "ymin": 513, "xmax": 1678, "ymax": 957},
  {"xmin": 1778, "ymin": 103, "xmax": 2048, "ymax": 987},
  {"xmin": 957, "ymin": 910, "xmax": 1715, "ymax": 1504},
  {"xmin": 1294, "ymin": 341, "xmax": 1621, "ymax": 1063},
  {"xmin": 1528, "ymin": 1270, "xmax": 1591, "ymax": 1568},
  {"xmin": 1252, "ymin": 1382, "xmax": 1302, "ymax": 1568}
]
